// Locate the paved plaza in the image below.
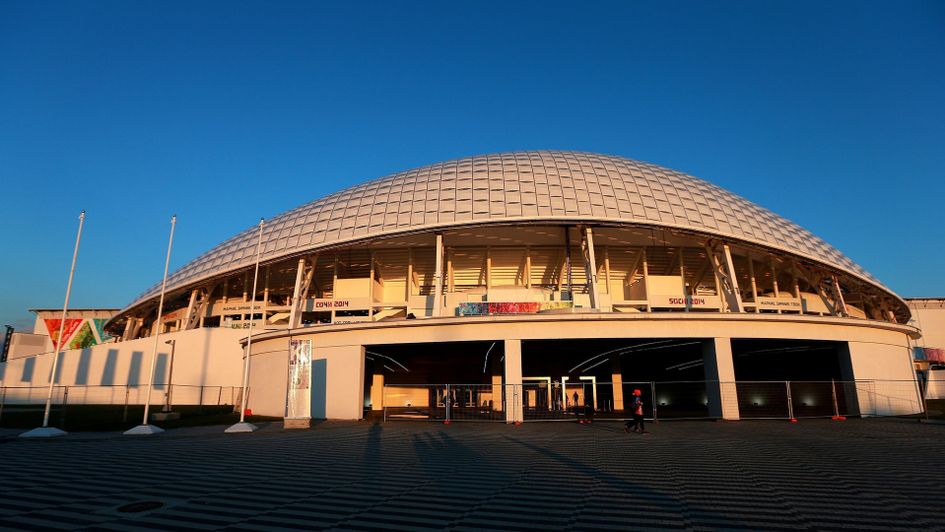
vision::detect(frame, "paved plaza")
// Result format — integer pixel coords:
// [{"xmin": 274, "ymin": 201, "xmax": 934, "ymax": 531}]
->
[{"xmin": 1, "ymin": 418, "xmax": 943, "ymax": 531}]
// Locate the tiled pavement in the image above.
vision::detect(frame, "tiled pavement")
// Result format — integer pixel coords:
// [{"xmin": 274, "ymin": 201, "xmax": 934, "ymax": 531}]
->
[{"xmin": 0, "ymin": 419, "xmax": 943, "ymax": 531}]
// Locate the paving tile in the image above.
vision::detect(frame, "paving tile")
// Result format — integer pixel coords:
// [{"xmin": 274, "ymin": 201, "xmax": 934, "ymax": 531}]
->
[{"xmin": 0, "ymin": 419, "xmax": 942, "ymax": 530}]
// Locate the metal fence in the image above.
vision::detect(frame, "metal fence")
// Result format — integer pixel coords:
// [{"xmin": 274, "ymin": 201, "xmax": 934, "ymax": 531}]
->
[
  {"xmin": 382, "ymin": 384, "xmax": 509, "ymax": 422},
  {"xmin": 0, "ymin": 384, "xmax": 240, "ymax": 429},
  {"xmin": 383, "ymin": 380, "xmax": 924, "ymax": 423}
]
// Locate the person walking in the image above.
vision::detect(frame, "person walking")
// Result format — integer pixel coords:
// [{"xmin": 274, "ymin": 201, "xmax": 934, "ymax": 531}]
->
[{"xmin": 624, "ymin": 389, "xmax": 648, "ymax": 434}]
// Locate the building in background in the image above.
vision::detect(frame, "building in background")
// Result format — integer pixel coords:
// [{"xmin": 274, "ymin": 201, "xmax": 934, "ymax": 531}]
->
[
  {"xmin": 0, "ymin": 152, "xmax": 929, "ymax": 422},
  {"xmin": 4, "ymin": 309, "xmax": 119, "ymax": 361},
  {"xmin": 907, "ymin": 298, "xmax": 945, "ymax": 399}
]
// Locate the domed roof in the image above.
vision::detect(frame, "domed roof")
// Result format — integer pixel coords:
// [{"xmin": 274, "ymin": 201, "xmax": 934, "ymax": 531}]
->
[{"xmin": 126, "ymin": 151, "xmax": 895, "ymax": 310}]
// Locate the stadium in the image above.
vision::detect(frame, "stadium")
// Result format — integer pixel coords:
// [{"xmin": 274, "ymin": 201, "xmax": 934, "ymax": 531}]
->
[{"xmin": 1, "ymin": 151, "xmax": 926, "ymax": 424}]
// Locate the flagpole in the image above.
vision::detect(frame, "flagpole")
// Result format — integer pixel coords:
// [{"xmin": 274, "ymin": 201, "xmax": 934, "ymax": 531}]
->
[
  {"xmin": 226, "ymin": 218, "xmax": 265, "ymax": 433},
  {"xmin": 20, "ymin": 211, "xmax": 85, "ymax": 438},
  {"xmin": 125, "ymin": 215, "xmax": 176, "ymax": 436}
]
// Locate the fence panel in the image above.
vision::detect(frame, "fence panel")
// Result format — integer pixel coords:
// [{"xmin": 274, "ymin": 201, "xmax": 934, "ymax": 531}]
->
[
  {"xmin": 654, "ymin": 381, "xmax": 711, "ymax": 419},
  {"xmin": 736, "ymin": 381, "xmax": 791, "ymax": 419},
  {"xmin": 446, "ymin": 385, "xmax": 506, "ymax": 422},
  {"xmin": 383, "ymin": 384, "xmax": 448, "ymax": 421},
  {"xmin": 790, "ymin": 381, "xmax": 840, "ymax": 418}
]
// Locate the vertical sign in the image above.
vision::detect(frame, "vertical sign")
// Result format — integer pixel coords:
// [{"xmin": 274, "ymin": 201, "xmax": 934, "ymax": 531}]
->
[
  {"xmin": 2, "ymin": 325, "xmax": 13, "ymax": 363},
  {"xmin": 286, "ymin": 339, "xmax": 312, "ymax": 419}
]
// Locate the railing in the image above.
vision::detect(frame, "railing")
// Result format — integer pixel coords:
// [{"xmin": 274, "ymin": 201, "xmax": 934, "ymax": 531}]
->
[
  {"xmin": 382, "ymin": 380, "xmax": 924, "ymax": 423},
  {"xmin": 0, "ymin": 384, "xmax": 240, "ymax": 429}
]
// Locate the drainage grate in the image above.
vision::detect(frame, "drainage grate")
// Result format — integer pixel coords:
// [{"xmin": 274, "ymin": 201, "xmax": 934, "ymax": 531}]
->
[{"xmin": 117, "ymin": 501, "xmax": 164, "ymax": 513}]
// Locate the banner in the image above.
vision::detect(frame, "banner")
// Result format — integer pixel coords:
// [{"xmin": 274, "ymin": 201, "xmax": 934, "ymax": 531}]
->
[
  {"xmin": 286, "ymin": 339, "xmax": 312, "ymax": 418},
  {"xmin": 44, "ymin": 318, "xmax": 84, "ymax": 350},
  {"xmin": 68, "ymin": 322, "xmax": 97, "ymax": 349},
  {"xmin": 457, "ymin": 301, "xmax": 574, "ymax": 316}
]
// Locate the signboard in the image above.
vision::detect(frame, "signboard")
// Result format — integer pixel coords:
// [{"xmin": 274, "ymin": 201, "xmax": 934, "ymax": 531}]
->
[
  {"xmin": 650, "ymin": 295, "xmax": 722, "ymax": 309},
  {"xmin": 286, "ymin": 339, "xmax": 312, "ymax": 419},
  {"xmin": 306, "ymin": 298, "xmax": 371, "ymax": 311},
  {"xmin": 757, "ymin": 297, "xmax": 803, "ymax": 311}
]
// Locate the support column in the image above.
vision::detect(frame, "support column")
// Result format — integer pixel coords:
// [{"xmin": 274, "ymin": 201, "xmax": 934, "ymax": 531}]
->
[
  {"xmin": 611, "ymin": 355, "xmax": 624, "ymax": 411},
  {"xmin": 582, "ymin": 227, "xmax": 600, "ymax": 310},
  {"xmin": 702, "ymin": 337, "xmax": 740, "ymax": 420},
  {"xmin": 433, "ymin": 233, "xmax": 444, "ymax": 317},
  {"xmin": 371, "ymin": 373, "xmax": 384, "ymax": 411},
  {"xmin": 121, "ymin": 317, "xmax": 135, "ymax": 341},
  {"xmin": 722, "ymin": 244, "xmax": 743, "ymax": 312},
  {"xmin": 504, "ymin": 339, "xmax": 523, "ymax": 423},
  {"xmin": 288, "ymin": 258, "xmax": 306, "ymax": 329},
  {"xmin": 491, "ymin": 374, "xmax": 504, "ymax": 412},
  {"xmin": 182, "ymin": 288, "xmax": 199, "ymax": 330}
]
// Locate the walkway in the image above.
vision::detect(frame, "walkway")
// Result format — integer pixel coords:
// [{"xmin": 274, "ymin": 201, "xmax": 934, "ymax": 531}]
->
[{"xmin": 1, "ymin": 419, "xmax": 943, "ymax": 530}]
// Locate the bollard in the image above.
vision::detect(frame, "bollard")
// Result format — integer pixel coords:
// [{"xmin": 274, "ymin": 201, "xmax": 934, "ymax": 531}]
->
[
  {"xmin": 122, "ymin": 386, "xmax": 130, "ymax": 422},
  {"xmin": 786, "ymin": 381, "xmax": 796, "ymax": 423},
  {"xmin": 830, "ymin": 379, "xmax": 844, "ymax": 420},
  {"xmin": 444, "ymin": 384, "xmax": 451, "ymax": 424},
  {"xmin": 59, "ymin": 386, "xmax": 69, "ymax": 429},
  {"xmin": 651, "ymin": 381, "xmax": 658, "ymax": 423}
]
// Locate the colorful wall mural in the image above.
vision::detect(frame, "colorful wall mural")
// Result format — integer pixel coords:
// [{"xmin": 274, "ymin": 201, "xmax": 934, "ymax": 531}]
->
[
  {"xmin": 456, "ymin": 301, "xmax": 574, "ymax": 316},
  {"xmin": 44, "ymin": 318, "xmax": 112, "ymax": 350}
]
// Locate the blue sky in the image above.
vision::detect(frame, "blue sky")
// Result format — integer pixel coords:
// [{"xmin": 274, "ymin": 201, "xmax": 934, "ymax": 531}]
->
[{"xmin": 1, "ymin": 1, "xmax": 943, "ymax": 330}]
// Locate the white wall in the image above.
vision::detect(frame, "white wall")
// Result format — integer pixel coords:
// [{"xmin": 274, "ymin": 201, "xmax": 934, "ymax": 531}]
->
[
  {"xmin": 925, "ymin": 368, "xmax": 945, "ymax": 400},
  {"xmin": 246, "ymin": 347, "xmax": 289, "ymax": 417},
  {"xmin": 0, "ymin": 328, "xmax": 245, "ymax": 406},
  {"xmin": 244, "ymin": 342, "xmax": 366, "ymax": 420},
  {"xmin": 845, "ymin": 341, "xmax": 922, "ymax": 416}
]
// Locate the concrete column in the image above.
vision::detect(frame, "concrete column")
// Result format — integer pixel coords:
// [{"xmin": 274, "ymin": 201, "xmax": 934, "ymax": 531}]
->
[
  {"xmin": 504, "ymin": 339, "xmax": 523, "ymax": 423},
  {"xmin": 583, "ymin": 227, "xmax": 600, "ymax": 310},
  {"xmin": 371, "ymin": 373, "xmax": 384, "ymax": 411},
  {"xmin": 722, "ymin": 244, "xmax": 743, "ymax": 312},
  {"xmin": 181, "ymin": 289, "xmax": 199, "ymax": 330},
  {"xmin": 611, "ymin": 356, "xmax": 624, "ymax": 411},
  {"xmin": 491, "ymin": 374, "xmax": 504, "ymax": 412},
  {"xmin": 288, "ymin": 258, "xmax": 306, "ymax": 329},
  {"xmin": 433, "ymin": 233, "xmax": 444, "ymax": 317},
  {"xmin": 702, "ymin": 337, "xmax": 740, "ymax": 420},
  {"xmin": 121, "ymin": 318, "xmax": 135, "ymax": 341}
]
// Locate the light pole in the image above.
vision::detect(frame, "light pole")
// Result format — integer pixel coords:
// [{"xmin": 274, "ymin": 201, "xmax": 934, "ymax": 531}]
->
[{"xmin": 163, "ymin": 339, "xmax": 176, "ymax": 413}]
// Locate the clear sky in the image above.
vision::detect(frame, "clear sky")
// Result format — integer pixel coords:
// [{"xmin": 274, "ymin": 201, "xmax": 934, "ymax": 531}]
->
[{"xmin": 1, "ymin": 1, "xmax": 943, "ymax": 331}]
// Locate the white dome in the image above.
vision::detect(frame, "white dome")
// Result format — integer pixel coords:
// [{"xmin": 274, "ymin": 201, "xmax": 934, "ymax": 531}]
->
[{"xmin": 126, "ymin": 151, "xmax": 896, "ymax": 310}]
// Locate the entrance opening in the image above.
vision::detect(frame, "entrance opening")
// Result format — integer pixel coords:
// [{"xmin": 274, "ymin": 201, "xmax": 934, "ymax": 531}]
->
[
  {"xmin": 364, "ymin": 341, "xmax": 504, "ymax": 421},
  {"xmin": 731, "ymin": 339, "xmax": 851, "ymax": 418},
  {"xmin": 522, "ymin": 338, "xmax": 708, "ymax": 419}
]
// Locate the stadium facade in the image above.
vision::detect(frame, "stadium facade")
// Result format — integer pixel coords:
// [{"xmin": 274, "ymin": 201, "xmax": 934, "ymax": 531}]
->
[{"xmin": 0, "ymin": 152, "xmax": 928, "ymax": 422}]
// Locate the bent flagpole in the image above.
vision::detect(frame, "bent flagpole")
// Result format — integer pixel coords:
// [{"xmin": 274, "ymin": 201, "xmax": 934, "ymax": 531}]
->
[{"xmin": 40, "ymin": 210, "xmax": 85, "ymax": 428}]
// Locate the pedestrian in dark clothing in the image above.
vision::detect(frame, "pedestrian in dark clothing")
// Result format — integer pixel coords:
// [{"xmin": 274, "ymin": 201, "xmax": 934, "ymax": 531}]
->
[{"xmin": 624, "ymin": 389, "xmax": 648, "ymax": 434}]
